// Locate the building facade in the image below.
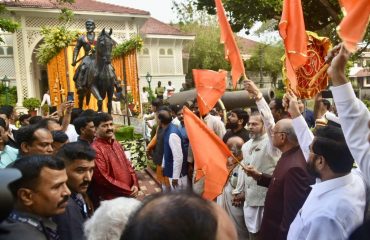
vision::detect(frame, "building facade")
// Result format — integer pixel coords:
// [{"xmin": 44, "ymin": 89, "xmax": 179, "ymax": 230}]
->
[{"xmin": 0, "ymin": 0, "xmax": 194, "ymax": 108}]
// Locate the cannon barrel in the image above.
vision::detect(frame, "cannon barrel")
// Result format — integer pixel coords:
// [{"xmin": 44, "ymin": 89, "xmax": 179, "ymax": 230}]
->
[{"xmin": 167, "ymin": 88, "xmax": 275, "ymax": 109}]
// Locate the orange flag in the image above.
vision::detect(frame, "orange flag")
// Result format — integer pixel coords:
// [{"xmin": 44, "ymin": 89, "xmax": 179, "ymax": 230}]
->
[
  {"xmin": 337, "ymin": 0, "xmax": 370, "ymax": 53},
  {"xmin": 279, "ymin": 0, "xmax": 308, "ymax": 93},
  {"xmin": 215, "ymin": 0, "xmax": 245, "ymax": 88},
  {"xmin": 193, "ymin": 69, "xmax": 227, "ymax": 116},
  {"xmin": 183, "ymin": 107, "xmax": 231, "ymax": 200}
]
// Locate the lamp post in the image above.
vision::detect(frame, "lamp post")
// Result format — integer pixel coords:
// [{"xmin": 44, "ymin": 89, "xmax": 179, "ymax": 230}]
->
[
  {"xmin": 1, "ymin": 75, "xmax": 10, "ymax": 105},
  {"xmin": 145, "ymin": 72, "xmax": 153, "ymax": 100}
]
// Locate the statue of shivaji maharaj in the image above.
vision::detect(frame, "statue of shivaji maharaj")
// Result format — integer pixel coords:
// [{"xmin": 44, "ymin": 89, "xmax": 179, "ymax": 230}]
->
[{"xmin": 72, "ymin": 19, "xmax": 97, "ymax": 109}]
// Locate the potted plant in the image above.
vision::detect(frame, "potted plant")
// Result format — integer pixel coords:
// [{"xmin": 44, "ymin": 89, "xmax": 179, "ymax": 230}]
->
[
  {"xmin": 41, "ymin": 103, "xmax": 49, "ymax": 116},
  {"xmin": 127, "ymin": 93, "xmax": 135, "ymax": 112},
  {"xmin": 23, "ymin": 97, "xmax": 41, "ymax": 116}
]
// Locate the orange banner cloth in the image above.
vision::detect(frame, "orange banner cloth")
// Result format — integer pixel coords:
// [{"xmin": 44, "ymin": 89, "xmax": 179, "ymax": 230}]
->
[
  {"xmin": 279, "ymin": 0, "xmax": 308, "ymax": 93},
  {"xmin": 193, "ymin": 69, "xmax": 227, "ymax": 116},
  {"xmin": 184, "ymin": 107, "xmax": 231, "ymax": 201},
  {"xmin": 215, "ymin": 0, "xmax": 245, "ymax": 88},
  {"xmin": 337, "ymin": 0, "xmax": 370, "ymax": 53},
  {"xmin": 282, "ymin": 31, "xmax": 332, "ymax": 99}
]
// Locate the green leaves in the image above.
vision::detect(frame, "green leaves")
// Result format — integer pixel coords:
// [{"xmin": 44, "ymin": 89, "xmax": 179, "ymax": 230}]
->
[
  {"xmin": 112, "ymin": 36, "xmax": 143, "ymax": 58},
  {"xmin": 36, "ymin": 26, "xmax": 80, "ymax": 65},
  {"xmin": 0, "ymin": 4, "xmax": 20, "ymax": 43},
  {"xmin": 119, "ymin": 138, "xmax": 148, "ymax": 171}
]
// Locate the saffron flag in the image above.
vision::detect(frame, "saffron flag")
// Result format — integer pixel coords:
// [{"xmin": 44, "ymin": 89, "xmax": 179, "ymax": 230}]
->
[
  {"xmin": 183, "ymin": 107, "xmax": 231, "ymax": 200},
  {"xmin": 193, "ymin": 69, "xmax": 227, "ymax": 116},
  {"xmin": 215, "ymin": 0, "xmax": 245, "ymax": 88},
  {"xmin": 337, "ymin": 0, "xmax": 370, "ymax": 53},
  {"xmin": 279, "ymin": 0, "xmax": 308, "ymax": 93}
]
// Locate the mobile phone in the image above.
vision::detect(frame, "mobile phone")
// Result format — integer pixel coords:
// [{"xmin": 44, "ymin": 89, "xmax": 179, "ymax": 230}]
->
[
  {"xmin": 67, "ymin": 92, "xmax": 74, "ymax": 102},
  {"xmin": 321, "ymin": 90, "xmax": 333, "ymax": 98}
]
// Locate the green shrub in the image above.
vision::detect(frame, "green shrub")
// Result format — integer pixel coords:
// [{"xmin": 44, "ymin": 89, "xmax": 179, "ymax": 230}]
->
[
  {"xmin": 23, "ymin": 97, "xmax": 41, "ymax": 110},
  {"xmin": 115, "ymin": 125, "xmax": 134, "ymax": 141}
]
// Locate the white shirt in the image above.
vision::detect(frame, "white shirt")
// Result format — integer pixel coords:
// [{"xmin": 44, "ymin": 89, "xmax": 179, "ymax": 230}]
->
[
  {"xmin": 331, "ymin": 83, "xmax": 370, "ymax": 186},
  {"xmin": 65, "ymin": 124, "xmax": 79, "ymax": 142},
  {"xmin": 203, "ymin": 114, "xmax": 226, "ymax": 139},
  {"xmin": 141, "ymin": 91, "xmax": 149, "ymax": 103},
  {"xmin": 41, "ymin": 93, "xmax": 51, "ymax": 106},
  {"xmin": 171, "ymin": 117, "xmax": 181, "ymax": 127},
  {"xmin": 287, "ymin": 115, "xmax": 367, "ymax": 240}
]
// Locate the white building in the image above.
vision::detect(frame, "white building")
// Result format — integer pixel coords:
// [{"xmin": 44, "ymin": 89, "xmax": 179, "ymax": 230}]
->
[{"xmin": 0, "ymin": 0, "xmax": 194, "ymax": 107}]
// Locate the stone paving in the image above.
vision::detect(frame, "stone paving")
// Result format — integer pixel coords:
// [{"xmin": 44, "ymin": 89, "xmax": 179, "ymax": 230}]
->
[{"xmin": 136, "ymin": 169, "xmax": 162, "ymax": 201}]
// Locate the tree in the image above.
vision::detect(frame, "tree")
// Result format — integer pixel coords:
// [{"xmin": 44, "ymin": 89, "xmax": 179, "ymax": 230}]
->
[
  {"xmin": 172, "ymin": 0, "xmax": 231, "ymax": 85},
  {"xmin": 195, "ymin": 0, "xmax": 369, "ymax": 52},
  {"xmin": 245, "ymin": 42, "xmax": 284, "ymax": 88},
  {"xmin": 0, "ymin": 0, "xmax": 75, "ymax": 43}
]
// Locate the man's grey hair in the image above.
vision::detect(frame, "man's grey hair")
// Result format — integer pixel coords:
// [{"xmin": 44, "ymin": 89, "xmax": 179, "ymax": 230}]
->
[
  {"xmin": 281, "ymin": 123, "xmax": 298, "ymax": 145},
  {"xmin": 84, "ymin": 197, "xmax": 141, "ymax": 240}
]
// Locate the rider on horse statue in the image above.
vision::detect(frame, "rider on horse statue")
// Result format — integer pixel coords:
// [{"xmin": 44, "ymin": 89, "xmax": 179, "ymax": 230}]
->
[{"xmin": 72, "ymin": 19, "xmax": 96, "ymax": 107}]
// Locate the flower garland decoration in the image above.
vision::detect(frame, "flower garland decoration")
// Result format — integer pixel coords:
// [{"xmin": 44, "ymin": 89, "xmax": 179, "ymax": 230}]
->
[
  {"xmin": 36, "ymin": 26, "xmax": 80, "ymax": 65},
  {"xmin": 112, "ymin": 35, "xmax": 143, "ymax": 58}
]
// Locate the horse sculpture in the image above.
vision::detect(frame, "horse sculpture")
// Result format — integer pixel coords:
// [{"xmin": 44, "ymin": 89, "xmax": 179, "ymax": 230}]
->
[{"xmin": 74, "ymin": 28, "xmax": 118, "ymax": 113}]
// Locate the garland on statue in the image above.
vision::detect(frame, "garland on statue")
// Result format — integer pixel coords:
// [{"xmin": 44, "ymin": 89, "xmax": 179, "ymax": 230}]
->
[
  {"xmin": 112, "ymin": 35, "xmax": 143, "ymax": 58},
  {"xmin": 36, "ymin": 26, "xmax": 80, "ymax": 65},
  {"xmin": 37, "ymin": 27, "xmax": 143, "ymax": 65}
]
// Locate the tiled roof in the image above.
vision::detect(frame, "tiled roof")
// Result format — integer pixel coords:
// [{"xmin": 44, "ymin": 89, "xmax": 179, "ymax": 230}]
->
[
  {"xmin": 1, "ymin": 0, "xmax": 149, "ymax": 15},
  {"xmin": 237, "ymin": 37, "xmax": 259, "ymax": 54},
  {"xmin": 354, "ymin": 68, "xmax": 370, "ymax": 77},
  {"xmin": 140, "ymin": 18, "xmax": 194, "ymax": 36}
]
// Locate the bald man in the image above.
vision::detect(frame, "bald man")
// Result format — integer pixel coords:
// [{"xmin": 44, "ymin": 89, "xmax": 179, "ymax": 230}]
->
[
  {"xmin": 243, "ymin": 80, "xmax": 314, "ymax": 240},
  {"xmin": 217, "ymin": 136, "xmax": 249, "ymax": 240}
]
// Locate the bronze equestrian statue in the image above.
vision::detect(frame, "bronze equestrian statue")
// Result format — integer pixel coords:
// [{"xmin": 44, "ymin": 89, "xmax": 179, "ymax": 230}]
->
[{"xmin": 72, "ymin": 19, "xmax": 119, "ymax": 113}]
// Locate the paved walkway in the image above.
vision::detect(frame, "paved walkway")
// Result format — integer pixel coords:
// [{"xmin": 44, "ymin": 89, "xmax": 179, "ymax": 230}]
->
[{"xmin": 136, "ymin": 169, "xmax": 162, "ymax": 201}]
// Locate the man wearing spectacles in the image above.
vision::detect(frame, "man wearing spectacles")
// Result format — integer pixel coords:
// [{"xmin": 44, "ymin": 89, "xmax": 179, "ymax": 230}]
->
[{"xmin": 242, "ymin": 80, "xmax": 314, "ymax": 240}]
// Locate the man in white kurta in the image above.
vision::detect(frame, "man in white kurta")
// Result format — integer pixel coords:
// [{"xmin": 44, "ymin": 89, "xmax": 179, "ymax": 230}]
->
[
  {"xmin": 233, "ymin": 112, "xmax": 279, "ymax": 239},
  {"xmin": 284, "ymin": 89, "xmax": 367, "ymax": 240}
]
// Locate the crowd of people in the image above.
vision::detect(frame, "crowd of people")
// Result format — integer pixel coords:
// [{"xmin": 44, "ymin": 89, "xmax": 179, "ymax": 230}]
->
[{"xmin": 0, "ymin": 43, "xmax": 369, "ymax": 240}]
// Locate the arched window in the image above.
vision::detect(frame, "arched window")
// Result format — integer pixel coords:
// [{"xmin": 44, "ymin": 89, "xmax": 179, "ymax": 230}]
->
[
  {"xmin": 6, "ymin": 46, "xmax": 13, "ymax": 55},
  {"xmin": 143, "ymin": 48, "xmax": 149, "ymax": 55},
  {"xmin": 167, "ymin": 49, "xmax": 173, "ymax": 55},
  {"xmin": 0, "ymin": 47, "xmax": 4, "ymax": 55},
  {"xmin": 159, "ymin": 48, "xmax": 165, "ymax": 55}
]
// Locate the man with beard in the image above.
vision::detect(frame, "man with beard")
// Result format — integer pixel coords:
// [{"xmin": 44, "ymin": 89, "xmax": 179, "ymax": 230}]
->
[
  {"xmin": 223, "ymin": 108, "xmax": 250, "ymax": 143},
  {"xmin": 242, "ymin": 80, "xmax": 314, "ymax": 240},
  {"xmin": 0, "ymin": 155, "xmax": 70, "ymax": 240},
  {"xmin": 284, "ymin": 90, "xmax": 367, "ymax": 240},
  {"xmin": 53, "ymin": 142, "xmax": 96, "ymax": 240},
  {"xmin": 232, "ymin": 112, "xmax": 279, "ymax": 239},
  {"xmin": 91, "ymin": 113, "xmax": 139, "ymax": 207}
]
